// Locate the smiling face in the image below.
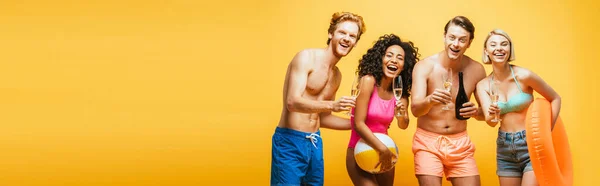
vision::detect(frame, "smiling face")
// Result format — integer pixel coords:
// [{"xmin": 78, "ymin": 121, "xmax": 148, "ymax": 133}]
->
[
  {"xmin": 382, "ymin": 45, "xmax": 405, "ymax": 79},
  {"xmin": 444, "ymin": 24, "xmax": 472, "ymax": 60},
  {"xmin": 328, "ymin": 21, "xmax": 360, "ymax": 58},
  {"xmin": 485, "ymin": 34, "xmax": 511, "ymax": 63}
]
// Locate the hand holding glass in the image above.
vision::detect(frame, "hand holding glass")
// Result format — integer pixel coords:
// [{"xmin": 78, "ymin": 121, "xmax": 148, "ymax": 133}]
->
[
  {"xmin": 347, "ymin": 74, "xmax": 361, "ymax": 116},
  {"xmin": 490, "ymin": 80, "xmax": 502, "ymax": 122},
  {"xmin": 441, "ymin": 68, "xmax": 453, "ymax": 110},
  {"xmin": 393, "ymin": 76, "xmax": 403, "ymax": 117}
]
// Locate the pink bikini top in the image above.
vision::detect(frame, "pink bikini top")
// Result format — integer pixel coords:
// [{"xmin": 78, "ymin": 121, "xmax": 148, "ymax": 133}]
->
[{"xmin": 348, "ymin": 86, "xmax": 396, "ymax": 148}]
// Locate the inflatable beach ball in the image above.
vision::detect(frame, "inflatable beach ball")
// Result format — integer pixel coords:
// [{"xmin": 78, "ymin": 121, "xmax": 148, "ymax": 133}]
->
[{"xmin": 353, "ymin": 133, "xmax": 399, "ymax": 174}]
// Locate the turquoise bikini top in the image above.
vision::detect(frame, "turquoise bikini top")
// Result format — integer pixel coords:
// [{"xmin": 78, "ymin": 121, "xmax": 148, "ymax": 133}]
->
[{"xmin": 493, "ymin": 66, "xmax": 533, "ymax": 115}]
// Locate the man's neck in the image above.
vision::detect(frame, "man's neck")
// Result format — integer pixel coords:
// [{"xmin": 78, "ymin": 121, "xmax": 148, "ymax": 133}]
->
[
  {"xmin": 439, "ymin": 51, "xmax": 463, "ymax": 71},
  {"xmin": 321, "ymin": 45, "xmax": 342, "ymax": 69}
]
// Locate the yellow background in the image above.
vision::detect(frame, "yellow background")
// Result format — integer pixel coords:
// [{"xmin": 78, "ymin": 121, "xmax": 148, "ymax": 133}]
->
[{"xmin": 0, "ymin": 0, "xmax": 598, "ymax": 185}]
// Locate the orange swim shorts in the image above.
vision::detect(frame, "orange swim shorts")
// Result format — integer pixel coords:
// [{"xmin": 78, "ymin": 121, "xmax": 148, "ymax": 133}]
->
[{"xmin": 412, "ymin": 127, "xmax": 479, "ymax": 179}]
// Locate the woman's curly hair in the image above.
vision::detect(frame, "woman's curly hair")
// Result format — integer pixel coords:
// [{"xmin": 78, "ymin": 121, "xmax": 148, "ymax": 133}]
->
[{"xmin": 356, "ymin": 34, "xmax": 420, "ymax": 97}]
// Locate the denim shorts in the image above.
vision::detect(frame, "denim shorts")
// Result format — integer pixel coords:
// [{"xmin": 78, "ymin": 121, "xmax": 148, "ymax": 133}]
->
[{"xmin": 496, "ymin": 130, "xmax": 533, "ymax": 177}]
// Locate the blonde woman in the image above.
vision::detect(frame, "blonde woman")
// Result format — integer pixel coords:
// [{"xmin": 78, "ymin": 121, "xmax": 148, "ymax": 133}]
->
[{"xmin": 476, "ymin": 29, "xmax": 561, "ymax": 186}]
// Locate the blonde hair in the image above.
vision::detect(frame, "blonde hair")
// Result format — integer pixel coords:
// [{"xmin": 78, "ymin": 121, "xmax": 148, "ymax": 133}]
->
[
  {"xmin": 326, "ymin": 12, "xmax": 366, "ymax": 44},
  {"xmin": 482, "ymin": 29, "xmax": 516, "ymax": 64}
]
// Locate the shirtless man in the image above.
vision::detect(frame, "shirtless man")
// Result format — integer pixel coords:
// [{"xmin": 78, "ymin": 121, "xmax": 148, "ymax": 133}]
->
[
  {"xmin": 410, "ymin": 16, "xmax": 486, "ymax": 186},
  {"xmin": 270, "ymin": 12, "xmax": 366, "ymax": 186}
]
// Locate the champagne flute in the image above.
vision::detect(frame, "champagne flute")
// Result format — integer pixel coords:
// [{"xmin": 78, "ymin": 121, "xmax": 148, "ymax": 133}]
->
[
  {"xmin": 393, "ymin": 76, "xmax": 403, "ymax": 117},
  {"xmin": 441, "ymin": 68, "xmax": 453, "ymax": 110},
  {"xmin": 347, "ymin": 74, "xmax": 361, "ymax": 116},
  {"xmin": 490, "ymin": 79, "xmax": 502, "ymax": 122}
]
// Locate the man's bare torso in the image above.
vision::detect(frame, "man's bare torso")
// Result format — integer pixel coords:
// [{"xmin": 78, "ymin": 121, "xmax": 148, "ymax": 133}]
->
[
  {"xmin": 278, "ymin": 49, "xmax": 342, "ymax": 133},
  {"xmin": 417, "ymin": 54, "xmax": 484, "ymax": 135}
]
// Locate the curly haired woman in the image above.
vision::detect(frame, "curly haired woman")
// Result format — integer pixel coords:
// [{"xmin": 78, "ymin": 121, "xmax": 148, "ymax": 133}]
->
[{"xmin": 346, "ymin": 34, "xmax": 420, "ymax": 186}]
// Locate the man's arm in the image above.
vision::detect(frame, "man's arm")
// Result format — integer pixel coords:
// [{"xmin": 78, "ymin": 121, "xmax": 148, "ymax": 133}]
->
[
  {"xmin": 285, "ymin": 50, "xmax": 353, "ymax": 113},
  {"xmin": 472, "ymin": 63, "xmax": 488, "ymax": 120},
  {"xmin": 461, "ymin": 63, "xmax": 488, "ymax": 120},
  {"xmin": 320, "ymin": 69, "xmax": 352, "ymax": 130},
  {"xmin": 411, "ymin": 61, "xmax": 445, "ymax": 117},
  {"xmin": 471, "ymin": 92, "xmax": 486, "ymax": 121},
  {"xmin": 319, "ymin": 112, "xmax": 351, "ymax": 130}
]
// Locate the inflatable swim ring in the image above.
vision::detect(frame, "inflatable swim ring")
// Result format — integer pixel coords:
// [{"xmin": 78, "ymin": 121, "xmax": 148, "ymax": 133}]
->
[{"xmin": 526, "ymin": 98, "xmax": 573, "ymax": 186}]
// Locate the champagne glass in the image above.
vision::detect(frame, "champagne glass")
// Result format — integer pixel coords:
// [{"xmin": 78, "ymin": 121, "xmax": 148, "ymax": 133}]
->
[
  {"xmin": 441, "ymin": 68, "xmax": 453, "ymax": 110},
  {"xmin": 393, "ymin": 76, "xmax": 403, "ymax": 117},
  {"xmin": 347, "ymin": 74, "xmax": 361, "ymax": 116},
  {"xmin": 490, "ymin": 79, "xmax": 502, "ymax": 122}
]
